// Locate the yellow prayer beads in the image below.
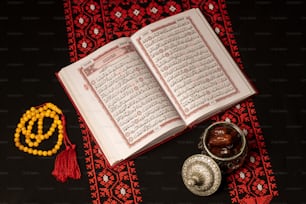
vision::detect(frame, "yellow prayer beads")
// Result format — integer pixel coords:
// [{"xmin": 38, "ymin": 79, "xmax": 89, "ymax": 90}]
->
[{"xmin": 14, "ymin": 103, "xmax": 64, "ymax": 156}]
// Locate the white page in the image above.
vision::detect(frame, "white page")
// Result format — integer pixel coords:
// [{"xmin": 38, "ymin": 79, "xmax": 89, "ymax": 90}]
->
[
  {"xmin": 57, "ymin": 37, "xmax": 185, "ymax": 165},
  {"xmin": 131, "ymin": 8, "xmax": 256, "ymax": 125}
]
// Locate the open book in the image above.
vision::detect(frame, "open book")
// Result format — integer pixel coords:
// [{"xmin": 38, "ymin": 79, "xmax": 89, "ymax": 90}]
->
[{"xmin": 57, "ymin": 8, "xmax": 256, "ymax": 166}]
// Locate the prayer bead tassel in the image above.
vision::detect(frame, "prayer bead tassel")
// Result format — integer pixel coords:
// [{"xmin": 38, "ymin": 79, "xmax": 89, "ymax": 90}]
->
[{"xmin": 52, "ymin": 115, "xmax": 81, "ymax": 182}]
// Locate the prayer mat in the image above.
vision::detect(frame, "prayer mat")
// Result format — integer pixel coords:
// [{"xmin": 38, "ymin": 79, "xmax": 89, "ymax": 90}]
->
[{"xmin": 62, "ymin": 0, "xmax": 278, "ymax": 203}]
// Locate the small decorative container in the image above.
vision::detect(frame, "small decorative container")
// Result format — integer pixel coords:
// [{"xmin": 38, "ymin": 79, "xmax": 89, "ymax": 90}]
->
[
  {"xmin": 198, "ymin": 121, "xmax": 248, "ymax": 174},
  {"xmin": 181, "ymin": 154, "xmax": 222, "ymax": 196}
]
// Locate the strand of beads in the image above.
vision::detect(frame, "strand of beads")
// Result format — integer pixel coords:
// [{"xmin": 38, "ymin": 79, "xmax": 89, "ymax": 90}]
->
[{"xmin": 14, "ymin": 103, "xmax": 64, "ymax": 157}]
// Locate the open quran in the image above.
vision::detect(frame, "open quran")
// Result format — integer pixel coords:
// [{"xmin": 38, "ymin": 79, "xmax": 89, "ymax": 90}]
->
[{"xmin": 56, "ymin": 8, "xmax": 256, "ymax": 166}]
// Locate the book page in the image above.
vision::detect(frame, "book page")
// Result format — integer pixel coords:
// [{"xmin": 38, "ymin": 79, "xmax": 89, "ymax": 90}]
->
[
  {"xmin": 57, "ymin": 37, "xmax": 185, "ymax": 165},
  {"xmin": 131, "ymin": 8, "xmax": 255, "ymax": 125}
]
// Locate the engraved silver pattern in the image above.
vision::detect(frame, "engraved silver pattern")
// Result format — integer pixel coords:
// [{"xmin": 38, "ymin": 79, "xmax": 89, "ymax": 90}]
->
[{"xmin": 181, "ymin": 154, "xmax": 222, "ymax": 196}]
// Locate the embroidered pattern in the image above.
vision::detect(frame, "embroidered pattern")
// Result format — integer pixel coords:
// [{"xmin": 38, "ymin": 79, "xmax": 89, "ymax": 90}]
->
[{"xmin": 63, "ymin": 0, "xmax": 278, "ymax": 203}]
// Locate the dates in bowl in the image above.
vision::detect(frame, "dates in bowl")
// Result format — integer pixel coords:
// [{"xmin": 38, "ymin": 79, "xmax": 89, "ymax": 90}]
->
[{"xmin": 198, "ymin": 121, "xmax": 248, "ymax": 173}]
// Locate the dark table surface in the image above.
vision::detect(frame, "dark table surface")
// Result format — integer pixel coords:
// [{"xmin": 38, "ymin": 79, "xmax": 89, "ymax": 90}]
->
[{"xmin": 1, "ymin": 0, "xmax": 305, "ymax": 203}]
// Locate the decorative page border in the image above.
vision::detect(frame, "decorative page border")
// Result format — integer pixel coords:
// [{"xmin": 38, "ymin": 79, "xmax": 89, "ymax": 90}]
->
[{"xmin": 135, "ymin": 16, "xmax": 238, "ymax": 119}]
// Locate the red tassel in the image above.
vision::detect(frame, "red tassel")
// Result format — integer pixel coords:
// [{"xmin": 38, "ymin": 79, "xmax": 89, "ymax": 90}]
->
[
  {"xmin": 52, "ymin": 115, "xmax": 81, "ymax": 183},
  {"xmin": 52, "ymin": 147, "xmax": 70, "ymax": 182},
  {"xmin": 67, "ymin": 144, "xmax": 81, "ymax": 180}
]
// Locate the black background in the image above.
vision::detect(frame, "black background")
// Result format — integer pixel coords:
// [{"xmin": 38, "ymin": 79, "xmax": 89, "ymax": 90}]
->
[{"xmin": 0, "ymin": 0, "xmax": 305, "ymax": 203}]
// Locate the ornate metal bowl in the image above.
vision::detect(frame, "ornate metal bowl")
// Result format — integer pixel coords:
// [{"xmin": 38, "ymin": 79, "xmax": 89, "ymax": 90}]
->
[{"xmin": 198, "ymin": 121, "xmax": 248, "ymax": 174}]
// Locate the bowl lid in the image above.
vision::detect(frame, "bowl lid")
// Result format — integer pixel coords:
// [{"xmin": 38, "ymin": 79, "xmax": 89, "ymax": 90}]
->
[{"xmin": 181, "ymin": 154, "xmax": 222, "ymax": 196}]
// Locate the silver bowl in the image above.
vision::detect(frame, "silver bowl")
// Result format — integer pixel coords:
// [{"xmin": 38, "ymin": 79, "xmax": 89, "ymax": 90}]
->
[{"xmin": 198, "ymin": 121, "xmax": 248, "ymax": 173}]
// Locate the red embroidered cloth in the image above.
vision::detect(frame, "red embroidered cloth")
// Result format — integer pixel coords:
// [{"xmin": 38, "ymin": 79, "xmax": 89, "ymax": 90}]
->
[{"xmin": 63, "ymin": 0, "xmax": 278, "ymax": 203}]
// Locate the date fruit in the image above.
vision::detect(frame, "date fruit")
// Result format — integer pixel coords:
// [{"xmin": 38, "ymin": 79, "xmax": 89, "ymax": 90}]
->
[{"xmin": 206, "ymin": 125, "xmax": 242, "ymax": 158}]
